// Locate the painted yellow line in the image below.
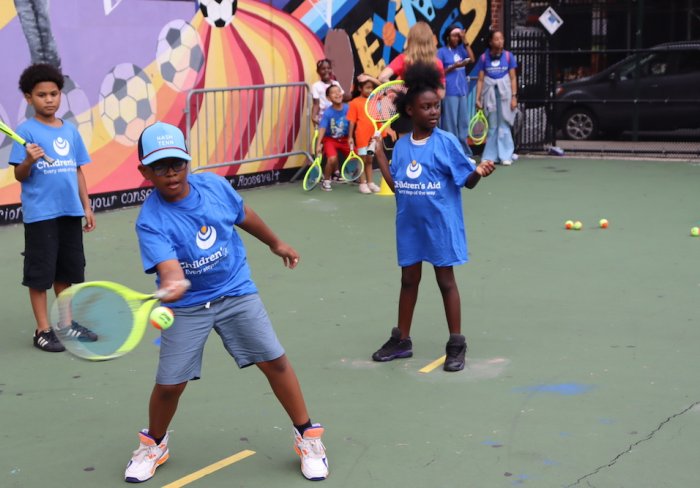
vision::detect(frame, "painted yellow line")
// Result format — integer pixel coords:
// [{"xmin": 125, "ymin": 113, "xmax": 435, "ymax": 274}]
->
[
  {"xmin": 161, "ymin": 450, "xmax": 256, "ymax": 488},
  {"xmin": 419, "ymin": 355, "xmax": 446, "ymax": 373}
]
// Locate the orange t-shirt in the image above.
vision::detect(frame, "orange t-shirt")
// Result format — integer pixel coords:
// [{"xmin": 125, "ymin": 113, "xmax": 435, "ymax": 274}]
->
[{"xmin": 346, "ymin": 95, "xmax": 375, "ymax": 149}]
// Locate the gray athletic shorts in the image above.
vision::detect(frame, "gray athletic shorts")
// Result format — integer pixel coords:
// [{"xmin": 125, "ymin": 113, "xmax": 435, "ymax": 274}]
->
[{"xmin": 156, "ymin": 294, "xmax": 285, "ymax": 385}]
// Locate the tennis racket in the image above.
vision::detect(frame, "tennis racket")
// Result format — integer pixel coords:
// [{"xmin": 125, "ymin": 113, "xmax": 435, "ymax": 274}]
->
[
  {"xmin": 341, "ymin": 149, "xmax": 364, "ymax": 182},
  {"xmin": 0, "ymin": 118, "xmax": 55, "ymax": 164},
  {"xmin": 468, "ymin": 110, "xmax": 488, "ymax": 145},
  {"xmin": 50, "ymin": 280, "xmax": 190, "ymax": 361},
  {"xmin": 302, "ymin": 129, "xmax": 322, "ymax": 191},
  {"xmin": 365, "ymin": 80, "xmax": 407, "ymax": 156}
]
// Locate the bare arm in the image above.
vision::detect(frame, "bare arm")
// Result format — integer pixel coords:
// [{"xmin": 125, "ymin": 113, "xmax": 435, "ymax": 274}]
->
[
  {"xmin": 475, "ymin": 71, "xmax": 485, "ymax": 110},
  {"xmin": 372, "ymin": 134, "xmax": 393, "ymax": 192},
  {"xmin": 316, "ymin": 127, "xmax": 326, "ymax": 155},
  {"xmin": 509, "ymin": 68, "xmax": 518, "ymax": 110},
  {"xmin": 77, "ymin": 166, "xmax": 95, "ymax": 232},
  {"xmin": 378, "ymin": 66, "xmax": 394, "ymax": 84},
  {"xmin": 154, "ymin": 259, "xmax": 188, "ymax": 303},
  {"xmin": 311, "ymin": 99, "xmax": 320, "ymax": 126},
  {"xmin": 12, "ymin": 143, "xmax": 44, "ymax": 182},
  {"xmin": 465, "ymin": 44, "xmax": 475, "ymax": 65},
  {"xmin": 237, "ymin": 204, "xmax": 299, "ymax": 269},
  {"xmin": 348, "ymin": 121, "xmax": 356, "ymax": 149},
  {"xmin": 465, "ymin": 161, "xmax": 496, "ymax": 189}
]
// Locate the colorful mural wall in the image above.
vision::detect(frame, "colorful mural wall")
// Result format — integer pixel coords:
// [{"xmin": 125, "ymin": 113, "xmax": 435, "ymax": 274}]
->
[{"xmin": 0, "ymin": 0, "xmax": 489, "ymax": 224}]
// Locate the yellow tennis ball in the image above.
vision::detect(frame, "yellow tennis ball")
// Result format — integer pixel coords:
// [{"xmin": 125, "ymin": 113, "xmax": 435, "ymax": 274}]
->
[
  {"xmin": 150, "ymin": 306, "xmax": 174, "ymax": 330},
  {"xmin": 691, "ymin": 226, "xmax": 700, "ymax": 237},
  {"xmin": 573, "ymin": 221, "xmax": 582, "ymax": 230},
  {"xmin": 599, "ymin": 219, "xmax": 609, "ymax": 229},
  {"xmin": 565, "ymin": 220, "xmax": 574, "ymax": 230}
]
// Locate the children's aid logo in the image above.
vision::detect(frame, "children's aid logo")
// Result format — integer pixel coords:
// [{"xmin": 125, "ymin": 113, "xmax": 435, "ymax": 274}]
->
[
  {"xmin": 53, "ymin": 137, "xmax": 70, "ymax": 156},
  {"xmin": 196, "ymin": 225, "xmax": 217, "ymax": 250},
  {"xmin": 406, "ymin": 160, "xmax": 422, "ymax": 179}
]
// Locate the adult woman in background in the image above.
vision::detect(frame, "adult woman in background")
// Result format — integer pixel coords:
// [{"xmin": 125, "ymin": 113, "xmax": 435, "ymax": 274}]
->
[
  {"xmin": 474, "ymin": 29, "xmax": 518, "ymax": 165},
  {"xmin": 437, "ymin": 24, "xmax": 475, "ymax": 159},
  {"xmin": 378, "ymin": 21, "xmax": 445, "ymax": 136}
]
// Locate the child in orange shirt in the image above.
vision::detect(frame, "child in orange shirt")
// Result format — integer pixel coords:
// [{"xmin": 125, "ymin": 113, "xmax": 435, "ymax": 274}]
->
[{"xmin": 347, "ymin": 74, "xmax": 396, "ymax": 194}]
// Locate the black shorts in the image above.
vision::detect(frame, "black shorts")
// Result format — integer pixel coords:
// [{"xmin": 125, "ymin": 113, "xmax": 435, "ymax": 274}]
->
[{"xmin": 23, "ymin": 217, "xmax": 85, "ymax": 289}]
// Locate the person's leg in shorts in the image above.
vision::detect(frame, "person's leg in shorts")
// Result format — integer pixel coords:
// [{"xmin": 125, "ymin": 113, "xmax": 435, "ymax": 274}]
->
[{"xmin": 214, "ymin": 294, "xmax": 328, "ymax": 480}]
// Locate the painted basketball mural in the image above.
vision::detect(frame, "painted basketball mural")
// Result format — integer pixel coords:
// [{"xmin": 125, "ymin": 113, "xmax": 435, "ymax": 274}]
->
[{"xmin": 0, "ymin": 0, "xmax": 489, "ymax": 223}]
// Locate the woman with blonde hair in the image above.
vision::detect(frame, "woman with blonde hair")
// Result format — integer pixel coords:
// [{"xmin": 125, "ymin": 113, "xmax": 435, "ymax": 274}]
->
[
  {"xmin": 378, "ymin": 22, "xmax": 445, "ymax": 136},
  {"xmin": 378, "ymin": 21, "xmax": 445, "ymax": 86}
]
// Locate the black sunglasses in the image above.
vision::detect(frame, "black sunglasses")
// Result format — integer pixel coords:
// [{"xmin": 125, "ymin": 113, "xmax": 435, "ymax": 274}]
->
[{"xmin": 149, "ymin": 159, "xmax": 188, "ymax": 176}]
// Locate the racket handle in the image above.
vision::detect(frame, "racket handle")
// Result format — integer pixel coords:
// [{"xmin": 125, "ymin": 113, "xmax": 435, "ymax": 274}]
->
[{"xmin": 367, "ymin": 131, "xmax": 381, "ymax": 156}]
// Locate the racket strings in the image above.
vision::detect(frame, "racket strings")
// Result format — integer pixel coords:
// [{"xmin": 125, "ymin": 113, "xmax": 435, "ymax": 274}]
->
[
  {"xmin": 52, "ymin": 288, "xmax": 144, "ymax": 359},
  {"xmin": 366, "ymin": 86, "xmax": 406, "ymax": 121}
]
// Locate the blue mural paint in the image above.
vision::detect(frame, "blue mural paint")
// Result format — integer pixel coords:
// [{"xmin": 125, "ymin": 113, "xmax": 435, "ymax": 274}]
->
[{"xmin": 512, "ymin": 383, "xmax": 594, "ymax": 396}]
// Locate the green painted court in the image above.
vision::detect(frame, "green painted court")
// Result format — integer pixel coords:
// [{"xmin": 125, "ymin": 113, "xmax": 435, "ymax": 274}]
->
[{"xmin": 1, "ymin": 156, "xmax": 699, "ymax": 488}]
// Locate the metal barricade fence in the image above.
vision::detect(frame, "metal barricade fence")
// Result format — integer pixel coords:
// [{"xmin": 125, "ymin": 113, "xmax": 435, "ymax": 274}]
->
[{"xmin": 184, "ymin": 83, "xmax": 313, "ymax": 174}]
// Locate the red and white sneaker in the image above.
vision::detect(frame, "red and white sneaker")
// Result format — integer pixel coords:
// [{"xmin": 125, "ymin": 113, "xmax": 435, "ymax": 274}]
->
[
  {"xmin": 293, "ymin": 424, "xmax": 329, "ymax": 481},
  {"xmin": 124, "ymin": 430, "xmax": 169, "ymax": 483}
]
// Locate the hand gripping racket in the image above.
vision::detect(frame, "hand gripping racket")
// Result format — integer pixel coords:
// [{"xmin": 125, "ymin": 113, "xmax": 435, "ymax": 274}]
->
[
  {"xmin": 303, "ymin": 129, "xmax": 322, "ymax": 191},
  {"xmin": 468, "ymin": 109, "xmax": 488, "ymax": 145},
  {"xmin": 50, "ymin": 280, "xmax": 190, "ymax": 361},
  {"xmin": 365, "ymin": 80, "xmax": 407, "ymax": 156},
  {"xmin": 0, "ymin": 119, "xmax": 55, "ymax": 163},
  {"xmin": 340, "ymin": 149, "xmax": 364, "ymax": 182}
]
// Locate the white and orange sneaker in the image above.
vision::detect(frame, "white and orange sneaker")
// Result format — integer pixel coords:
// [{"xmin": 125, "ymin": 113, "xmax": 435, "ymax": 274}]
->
[
  {"xmin": 124, "ymin": 430, "xmax": 169, "ymax": 483},
  {"xmin": 293, "ymin": 424, "xmax": 328, "ymax": 481}
]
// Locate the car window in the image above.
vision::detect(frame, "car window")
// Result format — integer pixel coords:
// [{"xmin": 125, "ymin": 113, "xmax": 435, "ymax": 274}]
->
[{"xmin": 618, "ymin": 52, "xmax": 672, "ymax": 80}]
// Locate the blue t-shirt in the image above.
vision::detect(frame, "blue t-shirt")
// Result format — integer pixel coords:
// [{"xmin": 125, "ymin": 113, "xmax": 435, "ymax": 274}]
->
[
  {"xmin": 319, "ymin": 104, "xmax": 349, "ymax": 139},
  {"xmin": 474, "ymin": 50, "xmax": 517, "ymax": 80},
  {"xmin": 390, "ymin": 129, "xmax": 476, "ymax": 267},
  {"xmin": 437, "ymin": 45, "xmax": 470, "ymax": 97},
  {"xmin": 135, "ymin": 172, "xmax": 257, "ymax": 308},
  {"xmin": 8, "ymin": 118, "xmax": 90, "ymax": 223}
]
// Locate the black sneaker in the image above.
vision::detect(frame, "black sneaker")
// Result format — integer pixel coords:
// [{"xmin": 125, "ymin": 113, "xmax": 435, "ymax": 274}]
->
[
  {"xmin": 64, "ymin": 321, "xmax": 98, "ymax": 342},
  {"xmin": 372, "ymin": 327, "xmax": 413, "ymax": 362},
  {"xmin": 444, "ymin": 334, "xmax": 467, "ymax": 372},
  {"xmin": 33, "ymin": 329, "xmax": 66, "ymax": 352}
]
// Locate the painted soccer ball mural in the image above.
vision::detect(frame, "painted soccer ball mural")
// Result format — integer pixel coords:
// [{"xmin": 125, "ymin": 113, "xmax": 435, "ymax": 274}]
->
[
  {"xmin": 156, "ymin": 19, "xmax": 205, "ymax": 92},
  {"xmin": 99, "ymin": 63, "xmax": 156, "ymax": 146},
  {"xmin": 199, "ymin": 0, "xmax": 238, "ymax": 28}
]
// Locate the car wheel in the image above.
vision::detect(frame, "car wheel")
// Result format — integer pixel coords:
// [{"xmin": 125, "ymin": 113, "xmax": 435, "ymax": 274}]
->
[{"xmin": 562, "ymin": 108, "xmax": 598, "ymax": 141}]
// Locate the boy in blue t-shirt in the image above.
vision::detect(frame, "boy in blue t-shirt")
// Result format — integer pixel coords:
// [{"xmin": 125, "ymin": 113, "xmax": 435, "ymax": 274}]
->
[
  {"xmin": 124, "ymin": 122, "xmax": 328, "ymax": 483},
  {"xmin": 8, "ymin": 63, "xmax": 96, "ymax": 353},
  {"xmin": 315, "ymin": 84, "xmax": 350, "ymax": 191}
]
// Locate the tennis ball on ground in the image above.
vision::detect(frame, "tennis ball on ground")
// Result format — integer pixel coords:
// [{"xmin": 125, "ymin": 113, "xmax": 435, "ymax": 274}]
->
[
  {"xmin": 599, "ymin": 218, "xmax": 609, "ymax": 229},
  {"xmin": 565, "ymin": 220, "xmax": 574, "ymax": 230},
  {"xmin": 691, "ymin": 226, "xmax": 700, "ymax": 237},
  {"xmin": 573, "ymin": 221, "xmax": 583, "ymax": 230},
  {"xmin": 150, "ymin": 306, "xmax": 174, "ymax": 330}
]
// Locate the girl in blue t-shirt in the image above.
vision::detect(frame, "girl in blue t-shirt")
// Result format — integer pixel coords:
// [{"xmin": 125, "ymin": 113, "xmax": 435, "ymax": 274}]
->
[
  {"xmin": 474, "ymin": 30, "xmax": 519, "ymax": 165},
  {"xmin": 371, "ymin": 62, "xmax": 496, "ymax": 372},
  {"xmin": 437, "ymin": 25, "xmax": 475, "ymax": 158}
]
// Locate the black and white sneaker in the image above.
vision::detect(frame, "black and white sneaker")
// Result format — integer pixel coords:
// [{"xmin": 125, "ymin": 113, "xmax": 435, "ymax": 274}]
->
[
  {"xmin": 33, "ymin": 329, "xmax": 66, "ymax": 352},
  {"xmin": 63, "ymin": 321, "xmax": 98, "ymax": 342}
]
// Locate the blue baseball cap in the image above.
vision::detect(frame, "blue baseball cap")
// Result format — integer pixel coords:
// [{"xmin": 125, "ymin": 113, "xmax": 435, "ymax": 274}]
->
[{"xmin": 137, "ymin": 122, "xmax": 192, "ymax": 165}]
